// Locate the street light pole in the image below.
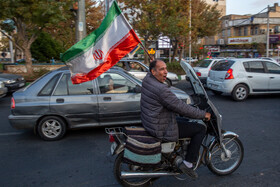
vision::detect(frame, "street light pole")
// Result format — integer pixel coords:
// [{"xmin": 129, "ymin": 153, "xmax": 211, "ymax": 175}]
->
[
  {"xmin": 189, "ymin": 0, "xmax": 192, "ymax": 65},
  {"xmin": 76, "ymin": 0, "xmax": 86, "ymax": 42},
  {"xmin": 266, "ymin": 5, "xmax": 270, "ymax": 57}
]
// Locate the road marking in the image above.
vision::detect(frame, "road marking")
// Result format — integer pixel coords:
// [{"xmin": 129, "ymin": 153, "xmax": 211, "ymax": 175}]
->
[{"xmin": 0, "ymin": 132, "xmax": 24, "ymax": 136}]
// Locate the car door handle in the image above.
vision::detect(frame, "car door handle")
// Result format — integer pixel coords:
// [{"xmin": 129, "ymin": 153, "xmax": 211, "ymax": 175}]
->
[
  {"xmin": 270, "ymin": 77, "xmax": 275, "ymax": 79},
  {"xmin": 247, "ymin": 76, "xmax": 253, "ymax": 78},
  {"xmin": 103, "ymin": 97, "xmax": 111, "ymax": 101},
  {"xmin": 56, "ymin": 98, "xmax": 64, "ymax": 103}
]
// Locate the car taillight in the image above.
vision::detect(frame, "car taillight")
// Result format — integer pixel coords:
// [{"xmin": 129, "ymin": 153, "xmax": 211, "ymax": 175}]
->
[
  {"xmin": 11, "ymin": 97, "xmax": 15, "ymax": 109},
  {"xmin": 109, "ymin": 134, "xmax": 115, "ymax": 142},
  {"xmin": 196, "ymin": 72, "xmax": 201, "ymax": 77},
  {"xmin": 225, "ymin": 68, "xmax": 234, "ymax": 79}
]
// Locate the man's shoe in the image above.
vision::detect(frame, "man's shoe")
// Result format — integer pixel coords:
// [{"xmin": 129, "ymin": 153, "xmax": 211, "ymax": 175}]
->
[{"xmin": 179, "ymin": 163, "xmax": 198, "ymax": 179}]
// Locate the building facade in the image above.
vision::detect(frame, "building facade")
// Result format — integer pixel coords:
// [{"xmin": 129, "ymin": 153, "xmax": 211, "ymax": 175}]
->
[{"xmin": 205, "ymin": 3, "xmax": 280, "ymax": 58}]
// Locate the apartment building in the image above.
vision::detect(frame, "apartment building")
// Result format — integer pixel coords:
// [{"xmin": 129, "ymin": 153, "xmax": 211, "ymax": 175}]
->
[{"xmin": 206, "ymin": 3, "xmax": 280, "ymax": 57}]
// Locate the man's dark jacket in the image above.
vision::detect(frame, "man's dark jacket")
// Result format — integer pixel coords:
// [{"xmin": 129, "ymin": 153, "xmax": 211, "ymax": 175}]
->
[{"xmin": 141, "ymin": 72, "xmax": 206, "ymax": 142}]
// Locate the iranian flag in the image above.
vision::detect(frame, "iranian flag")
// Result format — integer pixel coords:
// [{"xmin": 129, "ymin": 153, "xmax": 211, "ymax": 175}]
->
[{"xmin": 61, "ymin": 1, "xmax": 141, "ymax": 84}]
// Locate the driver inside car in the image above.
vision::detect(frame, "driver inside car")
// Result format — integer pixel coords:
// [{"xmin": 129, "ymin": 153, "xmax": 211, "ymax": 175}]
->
[{"xmin": 141, "ymin": 59, "xmax": 211, "ymax": 179}]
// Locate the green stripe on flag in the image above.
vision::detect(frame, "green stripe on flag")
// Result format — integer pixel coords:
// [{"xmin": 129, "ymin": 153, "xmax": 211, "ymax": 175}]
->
[{"xmin": 61, "ymin": 1, "xmax": 122, "ymax": 62}]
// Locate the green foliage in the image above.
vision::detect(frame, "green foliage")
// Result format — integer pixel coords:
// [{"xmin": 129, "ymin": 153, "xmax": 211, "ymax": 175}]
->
[
  {"xmin": 31, "ymin": 32, "xmax": 65, "ymax": 62},
  {"xmin": 166, "ymin": 61, "xmax": 185, "ymax": 75},
  {"xmin": 0, "ymin": 0, "xmax": 73, "ymax": 74}
]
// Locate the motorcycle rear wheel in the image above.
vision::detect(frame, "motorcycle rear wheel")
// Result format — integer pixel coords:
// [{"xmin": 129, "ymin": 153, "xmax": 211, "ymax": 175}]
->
[
  {"xmin": 207, "ymin": 135, "xmax": 244, "ymax": 176},
  {"xmin": 114, "ymin": 152, "xmax": 153, "ymax": 187}
]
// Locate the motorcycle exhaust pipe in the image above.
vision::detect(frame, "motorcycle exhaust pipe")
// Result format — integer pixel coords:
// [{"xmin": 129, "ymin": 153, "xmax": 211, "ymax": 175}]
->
[{"xmin": 120, "ymin": 171, "xmax": 180, "ymax": 179}]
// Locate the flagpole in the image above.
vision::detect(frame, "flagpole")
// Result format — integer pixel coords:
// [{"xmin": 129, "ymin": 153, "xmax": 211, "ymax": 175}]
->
[
  {"xmin": 139, "ymin": 42, "xmax": 154, "ymax": 61},
  {"xmin": 119, "ymin": 7, "xmax": 153, "ymax": 61}
]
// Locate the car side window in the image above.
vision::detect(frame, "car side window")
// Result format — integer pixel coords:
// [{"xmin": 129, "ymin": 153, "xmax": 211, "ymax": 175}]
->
[
  {"xmin": 265, "ymin": 62, "xmax": 280, "ymax": 74},
  {"xmin": 53, "ymin": 74, "xmax": 93, "ymax": 95},
  {"xmin": 243, "ymin": 61, "xmax": 265, "ymax": 73},
  {"xmin": 38, "ymin": 73, "xmax": 61, "ymax": 96},
  {"xmin": 128, "ymin": 62, "xmax": 144, "ymax": 72},
  {"xmin": 97, "ymin": 72, "xmax": 138, "ymax": 94},
  {"xmin": 68, "ymin": 76, "xmax": 93, "ymax": 95},
  {"xmin": 53, "ymin": 74, "xmax": 68, "ymax": 96}
]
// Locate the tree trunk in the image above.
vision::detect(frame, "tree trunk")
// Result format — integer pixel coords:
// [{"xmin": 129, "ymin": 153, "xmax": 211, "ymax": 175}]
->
[
  {"xmin": 172, "ymin": 40, "xmax": 178, "ymax": 62},
  {"xmin": 24, "ymin": 47, "xmax": 33, "ymax": 75}
]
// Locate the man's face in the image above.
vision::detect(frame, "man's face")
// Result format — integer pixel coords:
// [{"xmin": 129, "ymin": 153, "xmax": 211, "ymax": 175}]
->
[{"xmin": 151, "ymin": 60, "xmax": 168, "ymax": 83}]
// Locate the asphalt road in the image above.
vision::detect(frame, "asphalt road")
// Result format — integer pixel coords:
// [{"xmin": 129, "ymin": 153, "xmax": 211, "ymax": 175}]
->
[{"xmin": 0, "ymin": 82, "xmax": 280, "ymax": 187}]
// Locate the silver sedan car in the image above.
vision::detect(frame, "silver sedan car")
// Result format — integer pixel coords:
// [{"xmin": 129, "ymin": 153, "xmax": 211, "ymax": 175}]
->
[
  {"xmin": 9, "ymin": 66, "xmax": 190, "ymax": 141},
  {"xmin": 116, "ymin": 60, "xmax": 179, "ymax": 86}
]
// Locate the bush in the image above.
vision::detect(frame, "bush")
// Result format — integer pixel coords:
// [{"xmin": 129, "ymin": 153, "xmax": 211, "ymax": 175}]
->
[{"xmin": 166, "ymin": 61, "xmax": 185, "ymax": 75}]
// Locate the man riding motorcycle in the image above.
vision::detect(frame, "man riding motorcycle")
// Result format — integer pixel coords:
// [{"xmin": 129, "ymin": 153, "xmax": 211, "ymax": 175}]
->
[{"xmin": 140, "ymin": 59, "xmax": 211, "ymax": 179}]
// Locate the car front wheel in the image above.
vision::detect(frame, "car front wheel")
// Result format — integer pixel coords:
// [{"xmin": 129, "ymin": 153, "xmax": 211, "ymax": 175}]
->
[
  {"xmin": 37, "ymin": 116, "xmax": 66, "ymax": 141},
  {"xmin": 232, "ymin": 84, "xmax": 248, "ymax": 101}
]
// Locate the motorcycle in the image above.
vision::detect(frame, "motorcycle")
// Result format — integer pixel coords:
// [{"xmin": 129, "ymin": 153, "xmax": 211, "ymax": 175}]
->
[{"xmin": 105, "ymin": 61, "xmax": 244, "ymax": 187}]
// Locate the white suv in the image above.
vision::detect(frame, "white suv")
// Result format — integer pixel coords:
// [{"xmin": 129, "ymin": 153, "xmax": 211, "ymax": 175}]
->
[{"xmin": 207, "ymin": 58, "xmax": 280, "ymax": 101}]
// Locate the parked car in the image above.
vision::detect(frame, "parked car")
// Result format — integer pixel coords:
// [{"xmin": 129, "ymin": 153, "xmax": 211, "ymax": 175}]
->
[
  {"xmin": 0, "ymin": 80, "xmax": 8, "ymax": 98},
  {"xmin": 193, "ymin": 59, "xmax": 223, "ymax": 85},
  {"xmin": 207, "ymin": 58, "xmax": 280, "ymax": 101},
  {"xmin": 0, "ymin": 72, "xmax": 26, "ymax": 92},
  {"xmin": 184, "ymin": 57, "xmax": 198, "ymax": 63},
  {"xmin": 258, "ymin": 57, "xmax": 278, "ymax": 63},
  {"xmin": 115, "ymin": 60, "xmax": 179, "ymax": 86},
  {"xmin": 9, "ymin": 66, "xmax": 191, "ymax": 141}
]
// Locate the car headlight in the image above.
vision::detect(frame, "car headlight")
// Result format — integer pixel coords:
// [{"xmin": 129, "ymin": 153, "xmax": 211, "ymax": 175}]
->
[
  {"xmin": 0, "ymin": 81, "xmax": 4, "ymax": 88},
  {"xmin": 18, "ymin": 77, "xmax": 25, "ymax": 81},
  {"xmin": 4, "ymin": 79, "xmax": 16, "ymax": 84}
]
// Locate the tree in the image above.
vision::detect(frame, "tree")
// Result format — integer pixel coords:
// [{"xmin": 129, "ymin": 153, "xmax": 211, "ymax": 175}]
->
[
  {"xmin": 120, "ymin": 0, "xmax": 164, "ymax": 63},
  {"xmin": 31, "ymin": 32, "xmax": 65, "ymax": 62},
  {"xmin": 0, "ymin": 0, "xmax": 72, "ymax": 74},
  {"xmin": 120, "ymin": 0, "xmax": 221, "ymax": 63},
  {"xmin": 45, "ymin": 0, "xmax": 104, "ymax": 50}
]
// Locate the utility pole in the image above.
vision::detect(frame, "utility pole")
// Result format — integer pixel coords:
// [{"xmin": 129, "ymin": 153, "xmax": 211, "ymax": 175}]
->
[
  {"xmin": 266, "ymin": 5, "xmax": 270, "ymax": 57},
  {"xmin": 189, "ymin": 0, "xmax": 192, "ymax": 65},
  {"xmin": 105, "ymin": 0, "xmax": 112, "ymax": 14},
  {"xmin": 76, "ymin": 0, "xmax": 86, "ymax": 42}
]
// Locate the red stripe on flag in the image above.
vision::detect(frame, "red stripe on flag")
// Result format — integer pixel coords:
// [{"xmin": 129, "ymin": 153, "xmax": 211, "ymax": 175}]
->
[{"xmin": 71, "ymin": 30, "xmax": 140, "ymax": 84}]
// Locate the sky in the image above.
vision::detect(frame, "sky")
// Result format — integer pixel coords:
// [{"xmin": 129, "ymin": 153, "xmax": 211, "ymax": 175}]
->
[{"xmin": 226, "ymin": 0, "xmax": 280, "ymax": 15}]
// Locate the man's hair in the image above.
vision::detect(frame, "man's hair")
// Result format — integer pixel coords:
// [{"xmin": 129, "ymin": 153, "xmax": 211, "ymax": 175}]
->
[{"xmin": 149, "ymin": 60, "xmax": 158, "ymax": 72}]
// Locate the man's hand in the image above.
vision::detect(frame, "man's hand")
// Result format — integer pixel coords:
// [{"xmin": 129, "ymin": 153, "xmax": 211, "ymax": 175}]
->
[{"xmin": 204, "ymin": 112, "xmax": 211, "ymax": 121}]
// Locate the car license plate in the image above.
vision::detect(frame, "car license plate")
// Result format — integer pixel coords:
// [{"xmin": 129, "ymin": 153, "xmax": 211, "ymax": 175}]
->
[{"xmin": 19, "ymin": 83, "xmax": 25, "ymax": 87}]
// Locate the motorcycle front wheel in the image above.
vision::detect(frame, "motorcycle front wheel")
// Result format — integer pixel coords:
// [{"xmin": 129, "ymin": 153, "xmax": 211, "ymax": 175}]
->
[
  {"xmin": 207, "ymin": 134, "xmax": 244, "ymax": 176},
  {"xmin": 114, "ymin": 152, "xmax": 153, "ymax": 187}
]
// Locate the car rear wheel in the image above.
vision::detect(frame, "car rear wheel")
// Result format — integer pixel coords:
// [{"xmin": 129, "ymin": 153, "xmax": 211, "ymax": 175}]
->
[
  {"xmin": 232, "ymin": 84, "xmax": 248, "ymax": 101},
  {"xmin": 37, "ymin": 116, "xmax": 66, "ymax": 141}
]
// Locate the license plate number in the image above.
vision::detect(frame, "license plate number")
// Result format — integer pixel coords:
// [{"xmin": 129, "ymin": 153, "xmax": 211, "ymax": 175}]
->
[{"xmin": 19, "ymin": 83, "xmax": 25, "ymax": 87}]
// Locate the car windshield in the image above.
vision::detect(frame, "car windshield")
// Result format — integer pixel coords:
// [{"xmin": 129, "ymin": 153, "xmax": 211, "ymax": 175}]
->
[
  {"xmin": 198, "ymin": 60, "xmax": 212, "ymax": 68},
  {"xmin": 211, "ymin": 60, "xmax": 235, "ymax": 71},
  {"xmin": 180, "ymin": 61, "xmax": 207, "ymax": 98},
  {"xmin": 122, "ymin": 70, "xmax": 142, "ymax": 85}
]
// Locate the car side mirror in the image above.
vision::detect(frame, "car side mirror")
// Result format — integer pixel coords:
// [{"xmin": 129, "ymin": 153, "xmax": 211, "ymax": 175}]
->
[
  {"xmin": 134, "ymin": 85, "xmax": 141, "ymax": 93},
  {"xmin": 186, "ymin": 76, "xmax": 190, "ymax": 81}
]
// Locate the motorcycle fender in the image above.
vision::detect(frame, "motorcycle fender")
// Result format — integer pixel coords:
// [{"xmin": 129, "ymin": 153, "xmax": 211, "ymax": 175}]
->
[
  {"xmin": 111, "ymin": 142, "xmax": 125, "ymax": 155},
  {"xmin": 206, "ymin": 131, "xmax": 239, "ymax": 164}
]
